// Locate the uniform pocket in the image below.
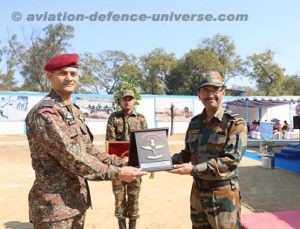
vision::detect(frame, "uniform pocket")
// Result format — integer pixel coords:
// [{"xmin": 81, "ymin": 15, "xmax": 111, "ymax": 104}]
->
[
  {"xmin": 69, "ymin": 126, "xmax": 79, "ymax": 139},
  {"xmin": 212, "ymin": 186, "xmax": 240, "ymax": 211},
  {"xmin": 208, "ymin": 133, "xmax": 226, "ymax": 145},
  {"xmin": 187, "ymin": 133, "xmax": 199, "ymax": 153}
]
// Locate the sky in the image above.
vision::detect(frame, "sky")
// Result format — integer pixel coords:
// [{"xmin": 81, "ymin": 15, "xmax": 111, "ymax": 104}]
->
[{"xmin": 1, "ymin": 0, "xmax": 299, "ymax": 88}]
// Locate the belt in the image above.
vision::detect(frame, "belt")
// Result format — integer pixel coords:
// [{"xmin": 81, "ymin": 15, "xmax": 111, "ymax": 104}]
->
[{"xmin": 195, "ymin": 179, "xmax": 232, "ymax": 191}]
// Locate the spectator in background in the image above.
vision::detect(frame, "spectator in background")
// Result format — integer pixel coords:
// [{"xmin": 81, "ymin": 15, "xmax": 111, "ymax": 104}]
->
[
  {"xmin": 106, "ymin": 90, "xmax": 148, "ymax": 229},
  {"xmin": 250, "ymin": 120, "xmax": 259, "ymax": 132},
  {"xmin": 282, "ymin": 120, "xmax": 289, "ymax": 132},
  {"xmin": 273, "ymin": 121, "xmax": 282, "ymax": 132}
]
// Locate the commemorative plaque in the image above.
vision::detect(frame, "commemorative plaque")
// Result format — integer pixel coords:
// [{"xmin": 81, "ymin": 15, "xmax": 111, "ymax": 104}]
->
[{"xmin": 128, "ymin": 128, "xmax": 173, "ymax": 172}]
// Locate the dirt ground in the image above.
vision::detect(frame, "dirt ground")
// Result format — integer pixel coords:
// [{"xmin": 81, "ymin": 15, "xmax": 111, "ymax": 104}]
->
[{"xmin": 1, "ymin": 135, "xmax": 300, "ymax": 229}]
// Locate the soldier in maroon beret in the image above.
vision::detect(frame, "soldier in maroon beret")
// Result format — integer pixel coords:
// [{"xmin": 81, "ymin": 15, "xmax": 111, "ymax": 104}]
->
[
  {"xmin": 44, "ymin": 53, "xmax": 80, "ymax": 71},
  {"xmin": 25, "ymin": 53, "xmax": 147, "ymax": 228}
]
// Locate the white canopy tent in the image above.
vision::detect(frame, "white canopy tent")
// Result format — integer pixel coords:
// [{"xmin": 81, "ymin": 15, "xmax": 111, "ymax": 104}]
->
[{"xmin": 225, "ymin": 96, "xmax": 300, "ymax": 126}]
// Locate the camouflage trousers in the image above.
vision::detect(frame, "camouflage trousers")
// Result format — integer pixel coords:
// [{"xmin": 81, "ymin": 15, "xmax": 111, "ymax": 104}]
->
[
  {"xmin": 33, "ymin": 213, "xmax": 85, "ymax": 229},
  {"xmin": 190, "ymin": 181, "xmax": 241, "ymax": 229},
  {"xmin": 112, "ymin": 177, "xmax": 142, "ymax": 219}
]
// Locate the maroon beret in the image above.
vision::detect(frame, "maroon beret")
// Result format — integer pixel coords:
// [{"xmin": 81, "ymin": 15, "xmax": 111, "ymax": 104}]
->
[{"xmin": 44, "ymin": 53, "xmax": 79, "ymax": 71}]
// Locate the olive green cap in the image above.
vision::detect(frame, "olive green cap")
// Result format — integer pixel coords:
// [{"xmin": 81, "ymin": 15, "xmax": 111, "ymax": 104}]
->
[
  {"xmin": 122, "ymin": 90, "xmax": 135, "ymax": 98},
  {"xmin": 198, "ymin": 71, "xmax": 224, "ymax": 90}
]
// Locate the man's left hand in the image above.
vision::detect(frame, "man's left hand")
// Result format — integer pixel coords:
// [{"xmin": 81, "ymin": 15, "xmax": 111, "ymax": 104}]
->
[{"xmin": 169, "ymin": 163, "xmax": 193, "ymax": 175}]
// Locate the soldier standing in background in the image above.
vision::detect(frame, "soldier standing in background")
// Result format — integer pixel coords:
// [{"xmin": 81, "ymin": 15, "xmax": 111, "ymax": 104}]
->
[
  {"xmin": 170, "ymin": 71, "xmax": 247, "ymax": 229},
  {"xmin": 25, "ymin": 53, "xmax": 146, "ymax": 229},
  {"xmin": 106, "ymin": 90, "xmax": 148, "ymax": 229}
]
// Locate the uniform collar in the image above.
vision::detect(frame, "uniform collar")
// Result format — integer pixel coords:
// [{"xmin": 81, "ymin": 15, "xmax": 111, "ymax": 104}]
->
[
  {"xmin": 121, "ymin": 110, "xmax": 138, "ymax": 117},
  {"xmin": 202, "ymin": 107, "xmax": 225, "ymax": 122},
  {"xmin": 48, "ymin": 90, "xmax": 70, "ymax": 108}
]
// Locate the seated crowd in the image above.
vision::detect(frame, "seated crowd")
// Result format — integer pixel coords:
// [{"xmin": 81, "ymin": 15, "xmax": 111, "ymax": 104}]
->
[{"xmin": 248, "ymin": 119, "xmax": 293, "ymax": 139}]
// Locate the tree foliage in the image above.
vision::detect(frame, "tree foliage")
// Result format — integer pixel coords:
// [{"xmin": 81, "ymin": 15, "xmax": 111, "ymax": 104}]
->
[
  {"xmin": 80, "ymin": 50, "xmax": 141, "ymax": 95},
  {"xmin": 140, "ymin": 48, "xmax": 176, "ymax": 94},
  {"xmin": 246, "ymin": 50, "xmax": 287, "ymax": 95},
  {"xmin": 0, "ymin": 29, "xmax": 299, "ymax": 96},
  {"xmin": 0, "ymin": 40, "xmax": 19, "ymax": 90},
  {"xmin": 198, "ymin": 34, "xmax": 244, "ymax": 80},
  {"xmin": 166, "ymin": 49, "xmax": 224, "ymax": 95},
  {"xmin": 112, "ymin": 74, "xmax": 142, "ymax": 111},
  {"xmin": 283, "ymin": 74, "xmax": 300, "ymax": 95},
  {"xmin": 8, "ymin": 23, "xmax": 74, "ymax": 92}
]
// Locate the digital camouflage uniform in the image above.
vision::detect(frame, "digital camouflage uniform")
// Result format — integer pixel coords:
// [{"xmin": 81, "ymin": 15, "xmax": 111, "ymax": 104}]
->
[
  {"xmin": 26, "ymin": 90, "xmax": 124, "ymax": 228},
  {"xmin": 172, "ymin": 107, "xmax": 247, "ymax": 229},
  {"xmin": 106, "ymin": 110, "xmax": 148, "ymax": 220}
]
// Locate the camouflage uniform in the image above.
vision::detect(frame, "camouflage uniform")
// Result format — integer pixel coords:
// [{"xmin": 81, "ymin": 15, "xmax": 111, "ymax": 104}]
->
[
  {"xmin": 26, "ymin": 90, "xmax": 124, "ymax": 227},
  {"xmin": 106, "ymin": 110, "xmax": 148, "ymax": 220},
  {"xmin": 172, "ymin": 107, "xmax": 247, "ymax": 229}
]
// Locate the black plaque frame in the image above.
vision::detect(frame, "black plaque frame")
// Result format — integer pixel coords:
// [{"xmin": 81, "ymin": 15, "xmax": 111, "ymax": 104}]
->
[{"xmin": 128, "ymin": 127, "xmax": 173, "ymax": 172}]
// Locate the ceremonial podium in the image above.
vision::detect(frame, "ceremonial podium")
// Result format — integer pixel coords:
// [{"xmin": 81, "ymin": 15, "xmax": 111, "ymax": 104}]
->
[{"xmin": 128, "ymin": 128, "xmax": 173, "ymax": 172}]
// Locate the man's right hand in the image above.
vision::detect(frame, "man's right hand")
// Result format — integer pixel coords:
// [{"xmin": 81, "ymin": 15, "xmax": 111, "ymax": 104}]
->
[{"xmin": 120, "ymin": 166, "xmax": 147, "ymax": 182}]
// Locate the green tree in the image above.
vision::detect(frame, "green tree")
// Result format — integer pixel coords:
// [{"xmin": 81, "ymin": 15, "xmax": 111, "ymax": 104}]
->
[
  {"xmin": 112, "ymin": 74, "xmax": 142, "ymax": 111},
  {"xmin": 0, "ymin": 38, "xmax": 21, "ymax": 91},
  {"xmin": 79, "ymin": 52, "xmax": 106, "ymax": 94},
  {"xmin": 8, "ymin": 23, "xmax": 74, "ymax": 92},
  {"xmin": 166, "ymin": 49, "xmax": 224, "ymax": 95},
  {"xmin": 246, "ymin": 50, "xmax": 286, "ymax": 95},
  {"xmin": 80, "ymin": 50, "xmax": 141, "ymax": 94},
  {"xmin": 198, "ymin": 34, "xmax": 244, "ymax": 81},
  {"xmin": 140, "ymin": 48, "xmax": 177, "ymax": 94},
  {"xmin": 283, "ymin": 74, "xmax": 300, "ymax": 95}
]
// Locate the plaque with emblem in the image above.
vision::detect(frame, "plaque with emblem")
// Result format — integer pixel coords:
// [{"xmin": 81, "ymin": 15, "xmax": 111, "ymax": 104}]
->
[{"xmin": 128, "ymin": 128, "xmax": 173, "ymax": 172}]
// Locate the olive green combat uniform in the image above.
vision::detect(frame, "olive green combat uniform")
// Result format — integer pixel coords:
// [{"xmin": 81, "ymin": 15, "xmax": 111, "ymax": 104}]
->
[
  {"xmin": 172, "ymin": 107, "xmax": 247, "ymax": 229},
  {"xmin": 26, "ymin": 90, "xmax": 124, "ymax": 228},
  {"xmin": 106, "ymin": 110, "xmax": 148, "ymax": 221}
]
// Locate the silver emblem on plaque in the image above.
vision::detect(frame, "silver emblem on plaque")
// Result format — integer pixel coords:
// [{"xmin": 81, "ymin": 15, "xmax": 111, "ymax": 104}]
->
[{"xmin": 140, "ymin": 138, "xmax": 164, "ymax": 159}]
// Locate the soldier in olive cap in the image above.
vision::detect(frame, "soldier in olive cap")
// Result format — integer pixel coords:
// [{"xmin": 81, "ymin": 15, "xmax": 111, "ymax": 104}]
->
[
  {"xmin": 26, "ymin": 54, "xmax": 147, "ymax": 229},
  {"xmin": 170, "ymin": 71, "xmax": 247, "ymax": 229},
  {"xmin": 106, "ymin": 89, "xmax": 148, "ymax": 229}
]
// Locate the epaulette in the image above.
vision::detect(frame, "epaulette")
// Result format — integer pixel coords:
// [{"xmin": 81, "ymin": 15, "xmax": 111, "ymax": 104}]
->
[
  {"xmin": 224, "ymin": 110, "xmax": 240, "ymax": 119},
  {"xmin": 224, "ymin": 110, "xmax": 245, "ymax": 126},
  {"xmin": 38, "ymin": 99, "xmax": 55, "ymax": 108},
  {"xmin": 137, "ymin": 113, "xmax": 144, "ymax": 118},
  {"xmin": 114, "ymin": 111, "xmax": 124, "ymax": 116},
  {"xmin": 191, "ymin": 113, "xmax": 201, "ymax": 121}
]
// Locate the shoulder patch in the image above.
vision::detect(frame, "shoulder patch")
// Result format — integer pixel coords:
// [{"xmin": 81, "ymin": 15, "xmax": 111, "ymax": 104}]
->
[
  {"xmin": 235, "ymin": 118, "xmax": 246, "ymax": 126},
  {"xmin": 36, "ymin": 99, "xmax": 58, "ymax": 116},
  {"xmin": 37, "ymin": 107, "xmax": 59, "ymax": 116}
]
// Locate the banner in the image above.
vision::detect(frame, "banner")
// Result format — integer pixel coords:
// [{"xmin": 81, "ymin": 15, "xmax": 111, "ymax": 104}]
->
[{"xmin": 155, "ymin": 97, "xmax": 193, "ymax": 122}]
